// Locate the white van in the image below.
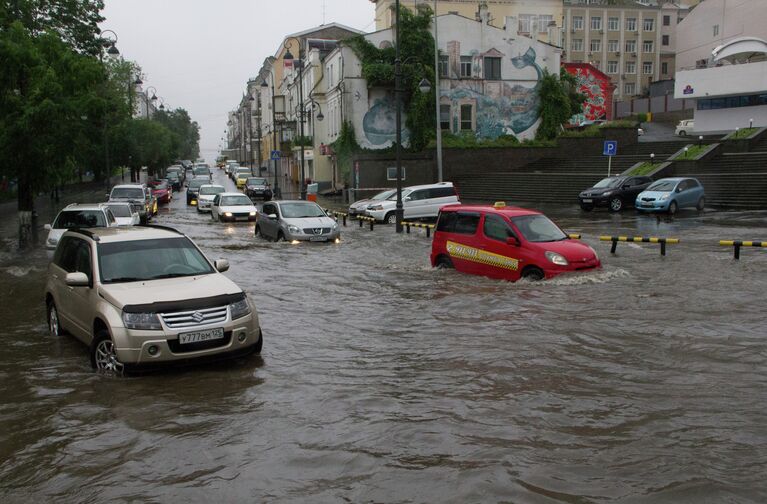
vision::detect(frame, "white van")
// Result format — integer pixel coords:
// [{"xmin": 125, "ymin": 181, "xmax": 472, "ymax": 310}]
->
[
  {"xmin": 675, "ymin": 119, "xmax": 694, "ymax": 136},
  {"xmin": 364, "ymin": 182, "xmax": 460, "ymax": 223}
]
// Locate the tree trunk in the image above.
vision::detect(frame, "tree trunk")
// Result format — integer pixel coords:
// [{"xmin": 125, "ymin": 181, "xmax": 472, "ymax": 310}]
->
[{"xmin": 17, "ymin": 172, "xmax": 35, "ymax": 249}]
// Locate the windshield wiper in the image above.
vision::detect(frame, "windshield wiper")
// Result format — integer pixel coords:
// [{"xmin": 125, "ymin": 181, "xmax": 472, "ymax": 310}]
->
[
  {"xmin": 149, "ymin": 273, "xmax": 198, "ymax": 280},
  {"xmin": 104, "ymin": 277, "xmax": 144, "ymax": 283}
]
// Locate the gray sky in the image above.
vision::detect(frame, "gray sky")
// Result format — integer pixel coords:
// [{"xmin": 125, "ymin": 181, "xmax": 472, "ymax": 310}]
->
[{"xmin": 101, "ymin": 0, "xmax": 376, "ymax": 163}]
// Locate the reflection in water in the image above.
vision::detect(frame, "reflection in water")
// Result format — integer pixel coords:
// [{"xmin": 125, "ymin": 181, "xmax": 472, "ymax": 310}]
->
[{"xmin": 0, "ymin": 173, "xmax": 766, "ymax": 502}]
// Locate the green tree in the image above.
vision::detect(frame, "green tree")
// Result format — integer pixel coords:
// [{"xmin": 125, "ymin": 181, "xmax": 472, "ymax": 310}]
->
[
  {"xmin": 535, "ymin": 69, "xmax": 575, "ymax": 141},
  {"xmin": 152, "ymin": 107, "xmax": 200, "ymax": 161}
]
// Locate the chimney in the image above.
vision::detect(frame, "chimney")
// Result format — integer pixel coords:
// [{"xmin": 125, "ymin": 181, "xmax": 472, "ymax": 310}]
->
[{"xmin": 476, "ymin": 2, "xmax": 490, "ymax": 24}]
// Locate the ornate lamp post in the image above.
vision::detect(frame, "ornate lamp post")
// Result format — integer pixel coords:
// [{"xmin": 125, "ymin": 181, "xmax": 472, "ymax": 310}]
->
[
  {"xmin": 283, "ymin": 37, "xmax": 309, "ymax": 199},
  {"xmin": 261, "ymin": 75, "xmax": 281, "ymax": 198},
  {"xmin": 145, "ymin": 86, "xmax": 158, "ymax": 118}
]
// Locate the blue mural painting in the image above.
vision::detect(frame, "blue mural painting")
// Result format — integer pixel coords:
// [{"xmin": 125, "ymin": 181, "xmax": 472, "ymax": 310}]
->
[
  {"xmin": 362, "ymin": 94, "xmax": 410, "ymax": 146},
  {"xmin": 443, "ymin": 46, "xmax": 543, "ymax": 139}
]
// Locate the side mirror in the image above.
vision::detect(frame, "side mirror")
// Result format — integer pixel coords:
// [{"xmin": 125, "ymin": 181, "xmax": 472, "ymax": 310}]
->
[
  {"xmin": 268, "ymin": 213, "xmax": 277, "ymax": 219},
  {"xmin": 214, "ymin": 259, "xmax": 229, "ymax": 273},
  {"xmin": 44, "ymin": 224, "xmax": 52, "ymax": 231},
  {"xmin": 675, "ymin": 187, "xmax": 683, "ymax": 193},
  {"xmin": 65, "ymin": 272, "xmax": 90, "ymax": 287},
  {"xmin": 404, "ymin": 196, "xmax": 412, "ymax": 202},
  {"xmin": 506, "ymin": 236, "xmax": 521, "ymax": 247}
]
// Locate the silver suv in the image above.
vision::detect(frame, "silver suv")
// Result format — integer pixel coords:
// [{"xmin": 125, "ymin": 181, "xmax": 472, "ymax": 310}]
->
[{"xmin": 45, "ymin": 226, "xmax": 262, "ymax": 373}]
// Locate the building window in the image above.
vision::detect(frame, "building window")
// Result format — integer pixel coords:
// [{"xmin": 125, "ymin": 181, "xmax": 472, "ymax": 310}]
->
[
  {"xmin": 386, "ymin": 166, "xmax": 406, "ymax": 181},
  {"xmin": 713, "ymin": 24, "xmax": 719, "ymax": 36},
  {"xmin": 572, "ymin": 16, "xmax": 584, "ymax": 30},
  {"xmin": 625, "ymin": 61, "xmax": 636, "ymax": 74},
  {"xmin": 590, "ymin": 39, "xmax": 601, "ymax": 52},
  {"xmin": 626, "ymin": 17, "xmax": 637, "ymax": 31},
  {"xmin": 440, "ymin": 104, "xmax": 451, "ymax": 130},
  {"xmin": 460, "ymin": 104, "xmax": 473, "ymax": 131},
  {"xmin": 643, "ymin": 18, "xmax": 655, "ymax": 32},
  {"xmin": 662, "ymin": 35, "xmax": 670, "ymax": 46},
  {"xmin": 439, "ymin": 55, "xmax": 448, "ymax": 77},
  {"xmin": 643, "ymin": 61, "xmax": 653, "ymax": 74},
  {"xmin": 608, "ymin": 40, "xmax": 619, "ymax": 52},
  {"xmin": 661, "ymin": 62, "xmax": 668, "ymax": 74},
  {"xmin": 663, "ymin": 15, "xmax": 671, "ymax": 26},
  {"xmin": 571, "ymin": 39, "xmax": 583, "ymax": 52},
  {"xmin": 607, "ymin": 60, "xmax": 618, "ymax": 74},
  {"xmin": 538, "ymin": 15, "xmax": 553, "ymax": 33},
  {"xmin": 608, "ymin": 17, "xmax": 619, "ymax": 31},
  {"xmin": 591, "ymin": 16, "xmax": 602, "ymax": 31},
  {"xmin": 460, "ymin": 56, "xmax": 472, "ymax": 78},
  {"xmin": 484, "ymin": 57, "xmax": 501, "ymax": 80},
  {"xmin": 518, "ymin": 14, "xmax": 533, "ymax": 34},
  {"xmin": 624, "ymin": 83, "xmax": 636, "ymax": 95},
  {"xmin": 643, "ymin": 40, "xmax": 654, "ymax": 53},
  {"xmin": 625, "ymin": 40, "xmax": 636, "ymax": 53}
]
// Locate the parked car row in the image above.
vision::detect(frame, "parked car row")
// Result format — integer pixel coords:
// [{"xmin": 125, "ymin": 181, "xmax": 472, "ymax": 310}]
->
[
  {"xmin": 349, "ymin": 182, "xmax": 460, "ymax": 224},
  {"xmin": 579, "ymin": 176, "xmax": 705, "ymax": 214}
]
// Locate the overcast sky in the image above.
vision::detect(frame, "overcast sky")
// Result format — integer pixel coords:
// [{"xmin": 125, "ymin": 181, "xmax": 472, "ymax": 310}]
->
[{"xmin": 101, "ymin": 0, "xmax": 376, "ymax": 163}]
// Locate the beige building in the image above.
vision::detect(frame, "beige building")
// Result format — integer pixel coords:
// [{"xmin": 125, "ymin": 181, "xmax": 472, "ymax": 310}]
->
[
  {"xmin": 676, "ymin": 0, "xmax": 767, "ymax": 71},
  {"xmin": 563, "ymin": 0, "xmax": 691, "ymax": 99},
  {"xmin": 371, "ymin": 0, "xmax": 564, "ymax": 46}
]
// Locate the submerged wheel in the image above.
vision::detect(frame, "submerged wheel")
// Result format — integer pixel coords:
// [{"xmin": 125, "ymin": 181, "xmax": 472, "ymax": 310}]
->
[
  {"xmin": 90, "ymin": 330, "xmax": 125, "ymax": 375},
  {"xmin": 47, "ymin": 300, "xmax": 63, "ymax": 337},
  {"xmin": 436, "ymin": 256, "xmax": 453, "ymax": 269},
  {"xmin": 668, "ymin": 201, "xmax": 678, "ymax": 215},
  {"xmin": 522, "ymin": 266, "xmax": 544, "ymax": 281},
  {"xmin": 696, "ymin": 197, "xmax": 705, "ymax": 211},
  {"xmin": 608, "ymin": 197, "xmax": 623, "ymax": 212},
  {"xmin": 385, "ymin": 212, "xmax": 396, "ymax": 225},
  {"xmin": 276, "ymin": 231, "xmax": 285, "ymax": 242}
]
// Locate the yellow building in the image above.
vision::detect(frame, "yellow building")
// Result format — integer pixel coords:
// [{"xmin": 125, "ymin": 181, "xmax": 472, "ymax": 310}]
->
[{"xmin": 371, "ymin": 0, "xmax": 564, "ymax": 46}]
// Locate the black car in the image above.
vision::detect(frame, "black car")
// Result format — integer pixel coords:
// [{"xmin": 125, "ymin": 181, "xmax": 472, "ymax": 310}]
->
[
  {"xmin": 186, "ymin": 178, "xmax": 207, "ymax": 205},
  {"xmin": 166, "ymin": 173, "xmax": 182, "ymax": 192},
  {"xmin": 579, "ymin": 176, "xmax": 653, "ymax": 212},
  {"xmin": 245, "ymin": 177, "xmax": 272, "ymax": 200}
]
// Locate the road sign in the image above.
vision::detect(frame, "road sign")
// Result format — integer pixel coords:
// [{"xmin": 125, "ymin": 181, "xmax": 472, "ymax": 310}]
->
[
  {"xmin": 270, "ymin": 150, "xmax": 281, "ymax": 160},
  {"xmin": 603, "ymin": 140, "xmax": 618, "ymax": 156}
]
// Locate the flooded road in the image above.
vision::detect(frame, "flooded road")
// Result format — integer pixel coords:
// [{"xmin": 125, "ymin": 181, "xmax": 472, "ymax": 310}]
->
[{"xmin": 1, "ymin": 170, "xmax": 766, "ymax": 503}]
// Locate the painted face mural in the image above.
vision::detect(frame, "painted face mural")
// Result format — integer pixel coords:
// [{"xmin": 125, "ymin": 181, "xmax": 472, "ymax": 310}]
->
[
  {"xmin": 362, "ymin": 94, "xmax": 410, "ymax": 147},
  {"xmin": 566, "ymin": 66, "xmax": 612, "ymax": 124}
]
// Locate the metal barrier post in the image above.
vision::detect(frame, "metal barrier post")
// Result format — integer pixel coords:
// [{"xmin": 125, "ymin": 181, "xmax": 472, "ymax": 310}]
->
[
  {"xmin": 359, "ymin": 218, "xmax": 363, "ymax": 228},
  {"xmin": 343, "ymin": 214, "xmax": 347, "ymax": 226},
  {"xmin": 370, "ymin": 219, "xmax": 374, "ymax": 231},
  {"xmin": 734, "ymin": 244, "xmax": 741, "ymax": 260},
  {"xmin": 406, "ymin": 223, "xmax": 410, "ymax": 234},
  {"xmin": 660, "ymin": 239, "xmax": 666, "ymax": 256},
  {"xmin": 426, "ymin": 226, "xmax": 431, "ymax": 238},
  {"xmin": 610, "ymin": 239, "xmax": 618, "ymax": 254}
]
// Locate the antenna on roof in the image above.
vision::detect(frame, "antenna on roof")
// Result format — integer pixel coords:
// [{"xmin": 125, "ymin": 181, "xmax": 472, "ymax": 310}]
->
[{"xmin": 322, "ymin": 0, "xmax": 326, "ymax": 25}]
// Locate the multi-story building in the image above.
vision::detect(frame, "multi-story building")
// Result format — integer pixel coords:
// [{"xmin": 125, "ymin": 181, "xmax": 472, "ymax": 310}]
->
[
  {"xmin": 563, "ymin": 0, "xmax": 691, "ymax": 99},
  {"xmin": 370, "ymin": 0, "xmax": 564, "ymax": 46}
]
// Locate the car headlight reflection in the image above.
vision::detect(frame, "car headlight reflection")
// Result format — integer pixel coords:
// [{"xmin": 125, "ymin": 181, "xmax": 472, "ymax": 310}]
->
[
  {"xmin": 122, "ymin": 311, "xmax": 162, "ymax": 330},
  {"xmin": 229, "ymin": 298, "xmax": 251, "ymax": 320},
  {"xmin": 224, "ymin": 212, "xmax": 233, "ymax": 217},
  {"xmin": 545, "ymin": 251, "xmax": 569, "ymax": 266}
]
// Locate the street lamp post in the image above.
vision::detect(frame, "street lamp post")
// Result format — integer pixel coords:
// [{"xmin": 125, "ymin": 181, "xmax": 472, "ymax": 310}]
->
[
  {"xmin": 99, "ymin": 29, "xmax": 120, "ymax": 191},
  {"xmin": 145, "ymin": 86, "xmax": 157, "ymax": 118},
  {"xmin": 395, "ymin": 0, "xmax": 404, "ymax": 231},
  {"xmin": 261, "ymin": 75, "xmax": 281, "ymax": 198},
  {"xmin": 284, "ymin": 38, "xmax": 309, "ymax": 200}
]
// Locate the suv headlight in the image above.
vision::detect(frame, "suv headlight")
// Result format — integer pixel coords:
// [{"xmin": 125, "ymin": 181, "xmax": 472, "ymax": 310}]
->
[
  {"xmin": 660, "ymin": 194, "xmax": 670, "ymax": 201},
  {"xmin": 369, "ymin": 205, "xmax": 384, "ymax": 211},
  {"xmin": 545, "ymin": 251, "xmax": 569, "ymax": 266},
  {"xmin": 122, "ymin": 311, "xmax": 162, "ymax": 330},
  {"xmin": 230, "ymin": 298, "xmax": 251, "ymax": 320},
  {"xmin": 332, "ymin": 222, "xmax": 339, "ymax": 230},
  {"xmin": 288, "ymin": 224, "xmax": 301, "ymax": 234},
  {"xmin": 603, "ymin": 191, "xmax": 613, "ymax": 197},
  {"xmin": 47, "ymin": 237, "xmax": 58, "ymax": 246}
]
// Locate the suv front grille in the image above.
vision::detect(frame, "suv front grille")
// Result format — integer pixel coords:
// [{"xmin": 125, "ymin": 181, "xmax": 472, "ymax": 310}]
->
[
  {"xmin": 160, "ymin": 305, "xmax": 228, "ymax": 329},
  {"xmin": 303, "ymin": 227, "xmax": 331, "ymax": 234}
]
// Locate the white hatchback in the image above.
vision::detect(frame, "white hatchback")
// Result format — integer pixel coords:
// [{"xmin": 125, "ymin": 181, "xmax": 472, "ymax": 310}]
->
[
  {"xmin": 364, "ymin": 182, "xmax": 460, "ymax": 223},
  {"xmin": 210, "ymin": 193, "xmax": 258, "ymax": 222},
  {"xmin": 197, "ymin": 184, "xmax": 226, "ymax": 212}
]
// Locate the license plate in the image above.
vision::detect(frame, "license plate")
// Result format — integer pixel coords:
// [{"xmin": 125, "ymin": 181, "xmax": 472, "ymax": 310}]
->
[
  {"xmin": 236, "ymin": 216, "xmax": 249, "ymax": 221},
  {"xmin": 582, "ymin": 199, "xmax": 593, "ymax": 203},
  {"xmin": 642, "ymin": 203, "xmax": 653, "ymax": 207},
  {"xmin": 309, "ymin": 236, "xmax": 327, "ymax": 242},
  {"xmin": 179, "ymin": 327, "xmax": 224, "ymax": 344}
]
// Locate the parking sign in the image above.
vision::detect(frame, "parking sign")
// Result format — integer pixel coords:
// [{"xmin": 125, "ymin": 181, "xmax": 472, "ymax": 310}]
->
[{"xmin": 603, "ymin": 140, "xmax": 618, "ymax": 156}]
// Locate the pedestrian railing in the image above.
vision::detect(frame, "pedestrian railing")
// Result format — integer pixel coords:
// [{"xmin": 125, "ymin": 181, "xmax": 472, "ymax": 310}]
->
[
  {"xmin": 719, "ymin": 240, "xmax": 765, "ymax": 260},
  {"xmin": 600, "ymin": 235, "xmax": 680, "ymax": 256}
]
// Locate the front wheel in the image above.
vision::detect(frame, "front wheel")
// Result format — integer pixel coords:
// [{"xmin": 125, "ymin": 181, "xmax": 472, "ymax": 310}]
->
[
  {"xmin": 678, "ymin": 130, "xmax": 687, "ymax": 136},
  {"xmin": 436, "ymin": 256, "xmax": 453, "ymax": 269},
  {"xmin": 522, "ymin": 266, "xmax": 544, "ymax": 281},
  {"xmin": 385, "ymin": 212, "xmax": 396, "ymax": 225},
  {"xmin": 276, "ymin": 231, "xmax": 285, "ymax": 242},
  {"xmin": 608, "ymin": 197, "xmax": 623, "ymax": 212},
  {"xmin": 90, "ymin": 330, "xmax": 125, "ymax": 375},
  {"xmin": 47, "ymin": 300, "xmax": 64, "ymax": 337},
  {"xmin": 668, "ymin": 201, "xmax": 678, "ymax": 215},
  {"xmin": 696, "ymin": 197, "xmax": 705, "ymax": 211}
]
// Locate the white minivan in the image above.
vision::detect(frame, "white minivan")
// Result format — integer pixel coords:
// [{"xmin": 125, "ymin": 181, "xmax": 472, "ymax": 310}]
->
[
  {"xmin": 675, "ymin": 119, "xmax": 694, "ymax": 136},
  {"xmin": 364, "ymin": 182, "xmax": 460, "ymax": 223}
]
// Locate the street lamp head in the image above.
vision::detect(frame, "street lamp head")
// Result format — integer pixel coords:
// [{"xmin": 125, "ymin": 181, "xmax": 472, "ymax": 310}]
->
[
  {"xmin": 284, "ymin": 48, "xmax": 295, "ymax": 61},
  {"xmin": 107, "ymin": 43, "xmax": 120, "ymax": 57},
  {"xmin": 248, "ymin": 94, "xmax": 255, "ymax": 102},
  {"xmin": 261, "ymin": 81, "xmax": 269, "ymax": 88},
  {"xmin": 316, "ymin": 111, "xmax": 324, "ymax": 121},
  {"xmin": 134, "ymin": 76, "xmax": 143, "ymax": 85},
  {"xmin": 159, "ymin": 103, "xmax": 165, "ymax": 110},
  {"xmin": 418, "ymin": 78, "xmax": 432, "ymax": 94}
]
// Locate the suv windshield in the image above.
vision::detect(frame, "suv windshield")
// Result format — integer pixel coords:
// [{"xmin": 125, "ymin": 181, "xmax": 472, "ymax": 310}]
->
[
  {"xmin": 200, "ymin": 185, "xmax": 225, "ymax": 195},
  {"xmin": 511, "ymin": 215, "xmax": 567, "ymax": 243},
  {"xmin": 247, "ymin": 178, "xmax": 267, "ymax": 185},
  {"xmin": 54, "ymin": 210, "xmax": 107, "ymax": 228},
  {"xmin": 280, "ymin": 202, "xmax": 326, "ymax": 218},
  {"xmin": 188, "ymin": 179, "xmax": 206, "ymax": 190},
  {"xmin": 593, "ymin": 177, "xmax": 623, "ymax": 189},
  {"xmin": 221, "ymin": 195, "xmax": 252, "ymax": 206},
  {"xmin": 105, "ymin": 205, "xmax": 132, "ymax": 217},
  {"xmin": 98, "ymin": 237, "xmax": 215, "ymax": 283},
  {"xmin": 111, "ymin": 187, "xmax": 145, "ymax": 200},
  {"xmin": 193, "ymin": 167, "xmax": 209, "ymax": 176},
  {"xmin": 647, "ymin": 180, "xmax": 676, "ymax": 192},
  {"xmin": 372, "ymin": 190, "xmax": 395, "ymax": 200}
]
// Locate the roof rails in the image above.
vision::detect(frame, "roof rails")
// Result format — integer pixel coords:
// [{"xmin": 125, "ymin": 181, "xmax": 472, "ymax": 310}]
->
[{"xmin": 137, "ymin": 224, "xmax": 185, "ymax": 235}]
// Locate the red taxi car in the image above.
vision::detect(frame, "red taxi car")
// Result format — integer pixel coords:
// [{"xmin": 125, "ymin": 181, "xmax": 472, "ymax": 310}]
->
[
  {"xmin": 148, "ymin": 180, "xmax": 172, "ymax": 205},
  {"xmin": 430, "ymin": 203, "xmax": 600, "ymax": 281}
]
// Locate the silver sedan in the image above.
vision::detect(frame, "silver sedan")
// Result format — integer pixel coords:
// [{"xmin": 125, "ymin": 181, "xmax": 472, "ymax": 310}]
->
[{"xmin": 255, "ymin": 200, "xmax": 340, "ymax": 242}]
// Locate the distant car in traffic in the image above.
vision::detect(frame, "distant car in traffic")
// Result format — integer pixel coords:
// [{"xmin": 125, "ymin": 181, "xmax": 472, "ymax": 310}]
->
[
  {"xmin": 635, "ymin": 177, "xmax": 705, "ymax": 214},
  {"xmin": 210, "ymin": 193, "xmax": 258, "ymax": 222},
  {"xmin": 234, "ymin": 167, "xmax": 253, "ymax": 189},
  {"xmin": 244, "ymin": 177, "xmax": 272, "ymax": 200},
  {"xmin": 578, "ymin": 176, "xmax": 653, "ymax": 212},
  {"xmin": 430, "ymin": 202, "xmax": 600, "ymax": 281},
  {"xmin": 364, "ymin": 182, "xmax": 460, "ymax": 224},
  {"xmin": 104, "ymin": 202, "xmax": 140, "ymax": 226},
  {"xmin": 192, "ymin": 165, "xmax": 211, "ymax": 181},
  {"xmin": 675, "ymin": 119, "xmax": 694, "ymax": 136},
  {"xmin": 108, "ymin": 184, "xmax": 156, "ymax": 224},
  {"xmin": 197, "ymin": 184, "xmax": 226, "ymax": 213},
  {"xmin": 44, "ymin": 226, "xmax": 262, "ymax": 374},
  {"xmin": 186, "ymin": 178, "xmax": 208, "ymax": 206},
  {"xmin": 348, "ymin": 189, "xmax": 395, "ymax": 217},
  {"xmin": 256, "ymin": 200, "xmax": 340, "ymax": 242},
  {"xmin": 149, "ymin": 180, "xmax": 172, "ymax": 205},
  {"xmin": 44, "ymin": 203, "xmax": 117, "ymax": 250}
]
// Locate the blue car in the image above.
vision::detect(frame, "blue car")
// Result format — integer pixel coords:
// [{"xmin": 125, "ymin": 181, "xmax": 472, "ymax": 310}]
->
[{"xmin": 635, "ymin": 177, "xmax": 705, "ymax": 214}]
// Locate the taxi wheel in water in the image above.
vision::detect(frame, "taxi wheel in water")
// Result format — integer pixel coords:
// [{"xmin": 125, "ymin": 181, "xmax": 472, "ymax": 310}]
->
[
  {"xmin": 436, "ymin": 256, "xmax": 453, "ymax": 269},
  {"xmin": 90, "ymin": 330, "xmax": 125, "ymax": 375},
  {"xmin": 47, "ymin": 300, "xmax": 64, "ymax": 337},
  {"xmin": 696, "ymin": 197, "xmax": 705, "ymax": 211},
  {"xmin": 522, "ymin": 266, "xmax": 544, "ymax": 281},
  {"xmin": 608, "ymin": 197, "xmax": 623, "ymax": 212},
  {"xmin": 668, "ymin": 201, "xmax": 678, "ymax": 215},
  {"xmin": 385, "ymin": 212, "xmax": 396, "ymax": 225}
]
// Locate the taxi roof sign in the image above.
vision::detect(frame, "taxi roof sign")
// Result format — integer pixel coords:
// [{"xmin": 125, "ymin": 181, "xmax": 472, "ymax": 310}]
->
[{"xmin": 493, "ymin": 201, "xmax": 506, "ymax": 208}]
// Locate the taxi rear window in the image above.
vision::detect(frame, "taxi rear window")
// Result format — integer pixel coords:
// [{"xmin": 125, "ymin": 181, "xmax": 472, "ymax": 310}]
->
[{"xmin": 437, "ymin": 211, "xmax": 480, "ymax": 235}]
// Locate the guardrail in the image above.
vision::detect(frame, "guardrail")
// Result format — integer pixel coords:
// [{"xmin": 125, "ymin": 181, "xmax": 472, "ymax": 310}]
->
[
  {"xmin": 328, "ymin": 210, "xmax": 348, "ymax": 226},
  {"xmin": 357, "ymin": 215, "xmax": 376, "ymax": 230},
  {"xmin": 600, "ymin": 235, "xmax": 680, "ymax": 256},
  {"xmin": 401, "ymin": 222, "xmax": 435, "ymax": 238},
  {"xmin": 719, "ymin": 240, "xmax": 765, "ymax": 260}
]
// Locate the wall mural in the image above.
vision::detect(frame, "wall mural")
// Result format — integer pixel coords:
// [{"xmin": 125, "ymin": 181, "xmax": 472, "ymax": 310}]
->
[
  {"xmin": 564, "ymin": 64, "xmax": 614, "ymax": 125},
  {"xmin": 441, "ymin": 46, "xmax": 543, "ymax": 140},
  {"xmin": 362, "ymin": 92, "xmax": 410, "ymax": 147}
]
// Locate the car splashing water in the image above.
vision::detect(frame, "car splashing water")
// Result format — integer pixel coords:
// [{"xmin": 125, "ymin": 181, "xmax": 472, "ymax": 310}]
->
[{"xmin": 0, "ymin": 171, "xmax": 766, "ymax": 502}]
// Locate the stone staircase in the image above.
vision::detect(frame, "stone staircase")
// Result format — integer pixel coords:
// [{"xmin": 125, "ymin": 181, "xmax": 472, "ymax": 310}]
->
[{"xmin": 673, "ymin": 152, "xmax": 767, "ymax": 209}]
